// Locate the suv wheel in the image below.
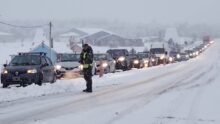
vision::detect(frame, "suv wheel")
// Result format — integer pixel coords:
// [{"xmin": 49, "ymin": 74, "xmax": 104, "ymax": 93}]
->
[
  {"xmin": 2, "ymin": 83, "xmax": 9, "ymax": 88},
  {"xmin": 50, "ymin": 73, "xmax": 56, "ymax": 83},
  {"xmin": 36, "ymin": 73, "xmax": 43, "ymax": 86},
  {"xmin": 20, "ymin": 83, "xmax": 27, "ymax": 87}
]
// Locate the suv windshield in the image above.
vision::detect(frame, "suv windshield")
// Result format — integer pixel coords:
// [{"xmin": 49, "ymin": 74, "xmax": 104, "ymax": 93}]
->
[
  {"xmin": 58, "ymin": 54, "xmax": 80, "ymax": 62},
  {"xmin": 9, "ymin": 55, "xmax": 41, "ymax": 66},
  {"xmin": 107, "ymin": 49, "xmax": 128, "ymax": 57},
  {"xmin": 150, "ymin": 48, "xmax": 165, "ymax": 54},
  {"xmin": 137, "ymin": 53, "xmax": 149, "ymax": 58},
  {"xmin": 94, "ymin": 54, "xmax": 107, "ymax": 61}
]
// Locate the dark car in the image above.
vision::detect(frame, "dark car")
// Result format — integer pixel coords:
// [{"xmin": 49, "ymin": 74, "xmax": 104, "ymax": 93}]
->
[
  {"xmin": 107, "ymin": 49, "xmax": 131, "ymax": 71},
  {"xmin": 169, "ymin": 51, "xmax": 178, "ymax": 59},
  {"xmin": 176, "ymin": 52, "xmax": 190, "ymax": 61},
  {"xmin": 1, "ymin": 52, "xmax": 56, "ymax": 88},
  {"xmin": 129, "ymin": 54, "xmax": 142, "ymax": 69},
  {"xmin": 185, "ymin": 50, "xmax": 195, "ymax": 58}
]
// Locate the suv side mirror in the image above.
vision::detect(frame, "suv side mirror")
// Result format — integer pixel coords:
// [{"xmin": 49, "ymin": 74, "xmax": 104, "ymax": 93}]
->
[{"xmin": 3, "ymin": 64, "xmax": 7, "ymax": 67}]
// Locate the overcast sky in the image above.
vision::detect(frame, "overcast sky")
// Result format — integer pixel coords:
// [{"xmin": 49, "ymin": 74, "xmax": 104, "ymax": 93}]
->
[{"xmin": 0, "ymin": 0, "xmax": 219, "ymax": 24}]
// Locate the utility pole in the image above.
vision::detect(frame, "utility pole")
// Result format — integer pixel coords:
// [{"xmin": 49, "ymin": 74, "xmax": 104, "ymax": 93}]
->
[
  {"xmin": 49, "ymin": 22, "xmax": 53, "ymax": 62},
  {"xmin": 49, "ymin": 22, "xmax": 53, "ymax": 48}
]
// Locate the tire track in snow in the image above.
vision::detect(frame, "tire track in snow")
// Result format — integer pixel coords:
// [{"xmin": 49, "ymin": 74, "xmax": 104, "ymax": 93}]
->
[
  {"xmin": 151, "ymin": 43, "xmax": 220, "ymax": 124},
  {"xmin": 104, "ymin": 64, "xmax": 206, "ymax": 124}
]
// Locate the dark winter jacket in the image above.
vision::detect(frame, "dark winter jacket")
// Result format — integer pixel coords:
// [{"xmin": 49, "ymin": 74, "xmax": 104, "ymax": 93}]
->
[{"xmin": 79, "ymin": 46, "xmax": 93, "ymax": 68}]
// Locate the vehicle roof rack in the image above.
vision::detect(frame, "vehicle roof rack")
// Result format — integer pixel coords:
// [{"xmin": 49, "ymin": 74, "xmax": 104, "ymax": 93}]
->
[{"xmin": 18, "ymin": 52, "xmax": 47, "ymax": 56}]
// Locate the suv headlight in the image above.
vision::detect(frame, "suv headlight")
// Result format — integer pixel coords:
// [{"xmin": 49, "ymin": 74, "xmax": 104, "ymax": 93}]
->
[
  {"xmin": 118, "ymin": 56, "xmax": 125, "ymax": 62},
  {"xmin": 169, "ymin": 57, "xmax": 173, "ymax": 62},
  {"xmin": 27, "ymin": 69, "xmax": 37, "ymax": 74},
  {"xmin": 2, "ymin": 69, "xmax": 8, "ymax": 74},
  {"xmin": 133, "ymin": 60, "xmax": 139, "ymax": 64},
  {"xmin": 151, "ymin": 58, "xmax": 155, "ymax": 62},
  {"xmin": 102, "ymin": 62, "xmax": 108, "ymax": 68},
  {"xmin": 55, "ymin": 65, "xmax": 62, "ymax": 70},
  {"xmin": 144, "ymin": 60, "xmax": 149, "ymax": 63},
  {"xmin": 177, "ymin": 54, "xmax": 180, "ymax": 59},
  {"xmin": 79, "ymin": 64, "xmax": 83, "ymax": 70},
  {"xmin": 160, "ymin": 55, "xmax": 165, "ymax": 60}
]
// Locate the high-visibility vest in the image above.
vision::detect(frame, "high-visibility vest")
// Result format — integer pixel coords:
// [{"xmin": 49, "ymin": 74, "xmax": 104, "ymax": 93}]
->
[{"xmin": 82, "ymin": 53, "xmax": 92, "ymax": 69}]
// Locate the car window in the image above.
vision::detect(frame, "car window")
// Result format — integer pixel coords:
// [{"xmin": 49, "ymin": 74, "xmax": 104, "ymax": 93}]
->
[
  {"xmin": 9, "ymin": 55, "xmax": 41, "ymax": 66},
  {"xmin": 94, "ymin": 54, "xmax": 107, "ymax": 61},
  {"xmin": 41, "ymin": 57, "xmax": 47, "ymax": 65},
  {"xmin": 107, "ymin": 54, "xmax": 113, "ymax": 61},
  {"xmin": 46, "ymin": 57, "xmax": 52, "ymax": 66},
  {"xmin": 150, "ymin": 48, "xmax": 165, "ymax": 54}
]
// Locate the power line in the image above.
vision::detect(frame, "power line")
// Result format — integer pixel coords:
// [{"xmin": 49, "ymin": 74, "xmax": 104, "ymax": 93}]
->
[{"xmin": 0, "ymin": 21, "xmax": 48, "ymax": 28}]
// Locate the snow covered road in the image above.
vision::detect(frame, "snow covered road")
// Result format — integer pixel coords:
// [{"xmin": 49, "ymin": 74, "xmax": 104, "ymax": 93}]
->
[{"xmin": 0, "ymin": 41, "xmax": 219, "ymax": 124}]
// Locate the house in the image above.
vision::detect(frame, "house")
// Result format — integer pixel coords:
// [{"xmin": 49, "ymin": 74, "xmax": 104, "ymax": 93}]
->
[
  {"xmin": 31, "ymin": 42, "xmax": 57, "ymax": 64},
  {"xmin": 59, "ymin": 28, "xmax": 104, "ymax": 43},
  {"xmin": 60, "ymin": 28, "xmax": 144, "ymax": 47},
  {"xmin": 69, "ymin": 42, "xmax": 82, "ymax": 53},
  {"xmin": 82, "ymin": 31, "xmax": 111, "ymax": 45},
  {"xmin": 90, "ymin": 34, "xmax": 144, "ymax": 47}
]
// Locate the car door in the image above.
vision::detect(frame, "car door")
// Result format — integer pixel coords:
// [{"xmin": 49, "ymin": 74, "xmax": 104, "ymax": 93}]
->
[
  {"xmin": 107, "ymin": 54, "xmax": 115, "ymax": 72},
  {"xmin": 45, "ymin": 57, "xmax": 54, "ymax": 81},
  {"xmin": 41, "ymin": 57, "xmax": 50, "ymax": 82}
]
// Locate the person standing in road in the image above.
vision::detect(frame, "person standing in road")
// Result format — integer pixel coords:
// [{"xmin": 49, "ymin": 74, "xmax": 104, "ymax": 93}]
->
[{"xmin": 79, "ymin": 44, "xmax": 94, "ymax": 93}]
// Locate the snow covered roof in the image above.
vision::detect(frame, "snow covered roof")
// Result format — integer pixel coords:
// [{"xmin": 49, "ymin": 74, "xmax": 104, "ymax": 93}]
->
[
  {"xmin": 78, "ymin": 28, "xmax": 107, "ymax": 35},
  {"xmin": 60, "ymin": 32, "xmax": 79, "ymax": 37}
]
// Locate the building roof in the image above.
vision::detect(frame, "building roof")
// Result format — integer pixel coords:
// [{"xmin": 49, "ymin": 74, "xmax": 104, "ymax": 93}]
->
[
  {"xmin": 60, "ymin": 32, "xmax": 79, "ymax": 37},
  {"xmin": 83, "ymin": 31, "xmax": 111, "ymax": 42}
]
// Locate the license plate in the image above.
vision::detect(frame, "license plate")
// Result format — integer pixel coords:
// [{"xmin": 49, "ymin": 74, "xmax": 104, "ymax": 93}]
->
[{"xmin": 13, "ymin": 77, "xmax": 21, "ymax": 81}]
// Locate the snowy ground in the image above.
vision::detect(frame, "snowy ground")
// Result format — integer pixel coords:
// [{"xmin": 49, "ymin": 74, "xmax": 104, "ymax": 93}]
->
[{"xmin": 0, "ymin": 40, "xmax": 219, "ymax": 124}]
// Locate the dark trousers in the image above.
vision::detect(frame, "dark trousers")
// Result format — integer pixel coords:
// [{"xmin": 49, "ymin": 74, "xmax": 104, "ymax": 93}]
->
[{"xmin": 83, "ymin": 67, "xmax": 93, "ymax": 91}]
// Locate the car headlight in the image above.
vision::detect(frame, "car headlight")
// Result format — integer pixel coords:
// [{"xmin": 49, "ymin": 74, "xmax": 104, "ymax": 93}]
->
[
  {"xmin": 79, "ymin": 64, "xmax": 83, "ymax": 70},
  {"xmin": 177, "ymin": 54, "xmax": 180, "ymax": 59},
  {"xmin": 133, "ymin": 60, "xmax": 139, "ymax": 64},
  {"xmin": 144, "ymin": 60, "xmax": 149, "ymax": 63},
  {"xmin": 160, "ymin": 55, "xmax": 165, "ymax": 60},
  {"xmin": 102, "ymin": 63, "xmax": 108, "ymax": 68},
  {"xmin": 151, "ymin": 58, "xmax": 155, "ymax": 62},
  {"xmin": 118, "ymin": 56, "xmax": 125, "ymax": 62},
  {"xmin": 2, "ymin": 69, "xmax": 8, "ymax": 74},
  {"xmin": 169, "ymin": 57, "xmax": 173, "ymax": 62},
  {"xmin": 193, "ymin": 52, "xmax": 196, "ymax": 56},
  {"xmin": 27, "ymin": 69, "xmax": 37, "ymax": 74},
  {"xmin": 55, "ymin": 65, "xmax": 62, "ymax": 70}
]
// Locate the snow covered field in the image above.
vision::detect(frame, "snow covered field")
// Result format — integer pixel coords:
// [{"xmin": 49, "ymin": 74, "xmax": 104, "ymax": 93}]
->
[{"xmin": 0, "ymin": 40, "xmax": 219, "ymax": 124}]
